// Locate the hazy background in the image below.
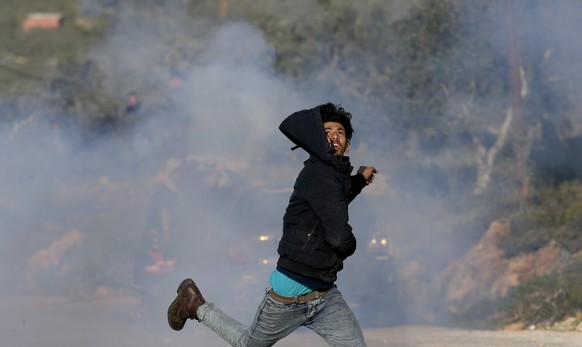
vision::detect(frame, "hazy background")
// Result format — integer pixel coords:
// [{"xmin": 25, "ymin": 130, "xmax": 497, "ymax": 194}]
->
[
  {"xmin": 2, "ymin": 0, "xmax": 582, "ymax": 338},
  {"xmin": 0, "ymin": 2, "xmax": 389, "ymax": 327}
]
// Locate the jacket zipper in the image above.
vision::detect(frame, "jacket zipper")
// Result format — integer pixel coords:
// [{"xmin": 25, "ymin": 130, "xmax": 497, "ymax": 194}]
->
[{"xmin": 301, "ymin": 219, "xmax": 320, "ymax": 252}]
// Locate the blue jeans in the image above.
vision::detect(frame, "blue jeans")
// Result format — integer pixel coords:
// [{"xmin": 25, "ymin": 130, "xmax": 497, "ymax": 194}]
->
[{"xmin": 197, "ymin": 287, "xmax": 366, "ymax": 347}]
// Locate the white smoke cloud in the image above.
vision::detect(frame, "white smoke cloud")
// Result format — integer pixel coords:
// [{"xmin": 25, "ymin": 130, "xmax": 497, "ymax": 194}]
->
[{"xmin": 4, "ymin": 2, "xmax": 582, "ymax": 341}]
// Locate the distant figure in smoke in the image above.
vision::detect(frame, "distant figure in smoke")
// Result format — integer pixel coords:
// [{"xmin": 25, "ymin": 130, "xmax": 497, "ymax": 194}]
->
[
  {"xmin": 125, "ymin": 91, "xmax": 141, "ymax": 114},
  {"xmin": 131, "ymin": 227, "xmax": 175, "ymax": 318},
  {"xmin": 167, "ymin": 103, "xmax": 377, "ymax": 346}
]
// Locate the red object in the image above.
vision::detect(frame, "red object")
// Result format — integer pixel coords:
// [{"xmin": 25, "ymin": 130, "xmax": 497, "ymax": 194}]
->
[
  {"xmin": 23, "ymin": 13, "xmax": 63, "ymax": 33},
  {"xmin": 144, "ymin": 249, "xmax": 175, "ymax": 275}
]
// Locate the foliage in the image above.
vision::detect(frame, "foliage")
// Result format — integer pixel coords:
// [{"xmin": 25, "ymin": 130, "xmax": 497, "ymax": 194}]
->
[
  {"xmin": 500, "ymin": 181, "xmax": 582, "ymax": 257},
  {"xmin": 504, "ymin": 272, "xmax": 582, "ymax": 326},
  {"xmin": 0, "ymin": 0, "xmax": 108, "ymax": 91},
  {"xmin": 497, "ymin": 181, "xmax": 582, "ymax": 325}
]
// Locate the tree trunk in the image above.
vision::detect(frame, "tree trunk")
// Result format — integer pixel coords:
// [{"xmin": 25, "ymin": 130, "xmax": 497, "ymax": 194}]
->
[{"xmin": 473, "ymin": 108, "xmax": 513, "ymax": 195}]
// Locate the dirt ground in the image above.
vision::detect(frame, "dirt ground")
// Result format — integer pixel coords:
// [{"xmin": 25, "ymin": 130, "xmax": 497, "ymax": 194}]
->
[{"xmin": 1, "ymin": 297, "xmax": 580, "ymax": 347}]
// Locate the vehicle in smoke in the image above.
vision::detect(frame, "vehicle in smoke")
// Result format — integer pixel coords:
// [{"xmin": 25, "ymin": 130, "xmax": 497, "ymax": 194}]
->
[
  {"xmin": 367, "ymin": 232, "xmax": 393, "ymax": 261},
  {"xmin": 342, "ymin": 230, "xmax": 402, "ymax": 327}
]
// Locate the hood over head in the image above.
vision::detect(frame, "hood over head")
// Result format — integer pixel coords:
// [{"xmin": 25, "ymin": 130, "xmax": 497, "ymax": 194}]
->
[{"xmin": 279, "ymin": 106, "xmax": 337, "ymax": 164}]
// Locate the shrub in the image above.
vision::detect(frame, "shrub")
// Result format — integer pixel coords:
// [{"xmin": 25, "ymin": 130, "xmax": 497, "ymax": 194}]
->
[{"xmin": 499, "ymin": 181, "xmax": 582, "ymax": 257}]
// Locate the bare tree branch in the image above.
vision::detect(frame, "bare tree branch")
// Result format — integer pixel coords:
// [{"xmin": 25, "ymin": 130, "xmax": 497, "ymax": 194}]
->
[{"xmin": 473, "ymin": 108, "xmax": 513, "ymax": 195}]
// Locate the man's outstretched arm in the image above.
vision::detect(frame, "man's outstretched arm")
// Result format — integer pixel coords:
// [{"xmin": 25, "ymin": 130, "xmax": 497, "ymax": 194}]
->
[{"xmin": 348, "ymin": 166, "xmax": 377, "ymax": 202}]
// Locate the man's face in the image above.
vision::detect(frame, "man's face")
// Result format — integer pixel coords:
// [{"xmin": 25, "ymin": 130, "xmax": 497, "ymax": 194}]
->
[
  {"xmin": 127, "ymin": 94, "xmax": 139, "ymax": 106},
  {"xmin": 324, "ymin": 121, "xmax": 350, "ymax": 157}
]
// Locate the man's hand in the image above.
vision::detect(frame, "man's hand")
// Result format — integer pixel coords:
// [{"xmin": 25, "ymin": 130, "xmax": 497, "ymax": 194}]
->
[{"xmin": 357, "ymin": 166, "xmax": 377, "ymax": 186}]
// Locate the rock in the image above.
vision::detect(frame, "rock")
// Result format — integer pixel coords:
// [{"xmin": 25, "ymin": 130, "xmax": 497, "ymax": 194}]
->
[
  {"xmin": 435, "ymin": 219, "xmax": 563, "ymax": 316},
  {"xmin": 551, "ymin": 317, "xmax": 578, "ymax": 331},
  {"xmin": 504, "ymin": 322, "xmax": 526, "ymax": 331}
]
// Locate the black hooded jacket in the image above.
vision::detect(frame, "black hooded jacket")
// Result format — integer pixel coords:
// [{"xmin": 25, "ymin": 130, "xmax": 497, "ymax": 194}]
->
[{"xmin": 277, "ymin": 106, "xmax": 367, "ymax": 285}]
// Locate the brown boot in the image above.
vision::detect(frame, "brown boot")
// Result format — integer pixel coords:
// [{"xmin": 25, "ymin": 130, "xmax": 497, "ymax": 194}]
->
[{"xmin": 167, "ymin": 278, "xmax": 206, "ymax": 331}]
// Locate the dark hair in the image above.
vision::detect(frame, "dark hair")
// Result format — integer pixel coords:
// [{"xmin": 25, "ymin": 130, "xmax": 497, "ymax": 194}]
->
[{"xmin": 319, "ymin": 102, "xmax": 354, "ymax": 142}]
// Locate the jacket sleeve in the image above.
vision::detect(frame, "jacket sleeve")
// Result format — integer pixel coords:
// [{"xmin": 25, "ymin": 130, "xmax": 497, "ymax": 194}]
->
[
  {"xmin": 347, "ymin": 173, "xmax": 367, "ymax": 204},
  {"xmin": 305, "ymin": 170, "xmax": 356, "ymax": 260}
]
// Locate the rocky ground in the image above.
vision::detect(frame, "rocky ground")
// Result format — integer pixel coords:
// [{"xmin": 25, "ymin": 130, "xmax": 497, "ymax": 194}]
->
[{"xmin": 1, "ymin": 296, "xmax": 580, "ymax": 347}]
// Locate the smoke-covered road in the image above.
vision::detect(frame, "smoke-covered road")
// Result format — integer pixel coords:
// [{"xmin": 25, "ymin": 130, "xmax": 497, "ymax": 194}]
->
[{"xmin": 2, "ymin": 296, "xmax": 579, "ymax": 347}]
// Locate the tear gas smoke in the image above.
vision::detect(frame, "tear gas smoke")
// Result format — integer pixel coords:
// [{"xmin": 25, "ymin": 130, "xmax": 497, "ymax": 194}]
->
[{"xmin": 2, "ymin": 2, "xmax": 582, "ymax": 346}]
